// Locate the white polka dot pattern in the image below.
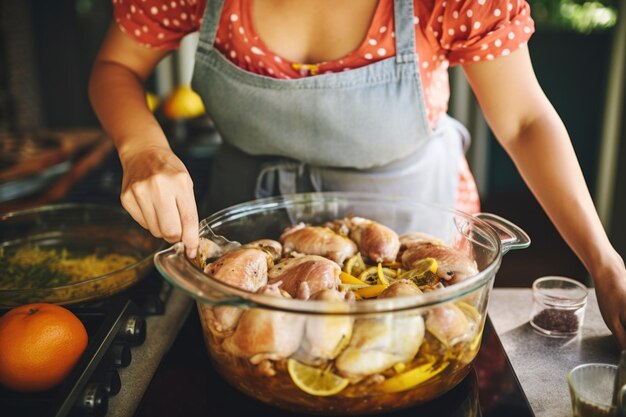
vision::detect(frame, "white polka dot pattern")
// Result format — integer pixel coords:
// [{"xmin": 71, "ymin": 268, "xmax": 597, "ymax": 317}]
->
[{"xmin": 112, "ymin": 0, "xmax": 505, "ymax": 214}]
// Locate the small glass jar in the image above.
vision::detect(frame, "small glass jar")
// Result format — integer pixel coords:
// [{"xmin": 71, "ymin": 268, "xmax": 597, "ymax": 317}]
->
[{"xmin": 530, "ymin": 276, "xmax": 588, "ymax": 337}]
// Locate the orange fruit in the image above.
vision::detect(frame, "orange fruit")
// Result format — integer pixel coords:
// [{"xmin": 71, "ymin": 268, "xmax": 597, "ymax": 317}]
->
[{"xmin": 0, "ymin": 303, "xmax": 88, "ymax": 392}]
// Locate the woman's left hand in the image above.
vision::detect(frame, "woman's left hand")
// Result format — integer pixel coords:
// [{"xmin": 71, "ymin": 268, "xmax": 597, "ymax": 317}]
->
[{"xmin": 592, "ymin": 253, "xmax": 626, "ymax": 349}]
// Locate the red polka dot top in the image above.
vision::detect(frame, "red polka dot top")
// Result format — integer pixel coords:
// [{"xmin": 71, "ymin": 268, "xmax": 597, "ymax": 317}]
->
[{"xmin": 113, "ymin": 0, "xmax": 536, "ymax": 214}]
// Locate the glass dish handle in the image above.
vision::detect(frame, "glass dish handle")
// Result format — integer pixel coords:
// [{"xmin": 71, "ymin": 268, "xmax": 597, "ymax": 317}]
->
[
  {"xmin": 154, "ymin": 242, "xmax": 253, "ymax": 308},
  {"xmin": 475, "ymin": 213, "xmax": 531, "ymax": 254}
]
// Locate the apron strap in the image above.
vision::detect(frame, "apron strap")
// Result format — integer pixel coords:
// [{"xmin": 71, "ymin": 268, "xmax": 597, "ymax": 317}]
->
[
  {"xmin": 393, "ymin": 0, "xmax": 417, "ymax": 64},
  {"xmin": 255, "ymin": 161, "xmax": 322, "ymax": 199},
  {"xmin": 197, "ymin": 0, "xmax": 225, "ymax": 53}
]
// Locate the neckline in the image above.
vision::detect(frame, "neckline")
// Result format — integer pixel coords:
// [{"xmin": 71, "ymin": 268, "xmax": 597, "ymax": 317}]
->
[{"xmin": 242, "ymin": 0, "xmax": 389, "ymax": 68}]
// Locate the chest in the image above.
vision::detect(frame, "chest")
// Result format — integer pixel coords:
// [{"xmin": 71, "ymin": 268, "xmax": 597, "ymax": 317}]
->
[{"xmin": 251, "ymin": 0, "xmax": 381, "ymax": 64}]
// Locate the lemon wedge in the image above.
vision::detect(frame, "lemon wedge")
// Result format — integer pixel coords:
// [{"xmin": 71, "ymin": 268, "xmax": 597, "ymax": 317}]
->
[
  {"xmin": 287, "ymin": 359, "xmax": 349, "ymax": 396},
  {"xmin": 339, "ymin": 272, "xmax": 367, "ymax": 285},
  {"xmin": 397, "ymin": 258, "xmax": 439, "ymax": 285},
  {"xmin": 344, "ymin": 253, "xmax": 366, "ymax": 277},
  {"xmin": 378, "ymin": 361, "xmax": 449, "ymax": 393},
  {"xmin": 411, "ymin": 257, "xmax": 439, "ymax": 275},
  {"xmin": 354, "ymin": 284, "xmax": 388, "ymax": 299}
]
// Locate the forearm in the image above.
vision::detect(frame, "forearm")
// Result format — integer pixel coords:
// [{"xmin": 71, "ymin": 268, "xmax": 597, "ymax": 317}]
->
[
  {"xmin": 89, "ymin": 60, "xmax": 170, "ymax": 161},
  {"xmin": 501, "ymin": 108, "xmax": 623, "ymax": 278}
]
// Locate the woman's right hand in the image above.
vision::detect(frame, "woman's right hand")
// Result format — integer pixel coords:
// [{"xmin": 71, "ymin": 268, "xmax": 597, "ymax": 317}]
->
[{"xmin": 119, "ymin": 144, "xmax": 199, "ymax": 259}]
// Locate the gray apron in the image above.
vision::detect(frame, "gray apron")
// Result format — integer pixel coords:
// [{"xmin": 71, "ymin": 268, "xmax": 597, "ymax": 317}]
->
[{"xmin": 192, "ymin": 0, "xmax": 469, "ymax": 213}]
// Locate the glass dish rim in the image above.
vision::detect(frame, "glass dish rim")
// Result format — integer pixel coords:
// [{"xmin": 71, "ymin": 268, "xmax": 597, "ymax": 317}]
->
[{"xmin": 156, "ymin": 192, "xmax": 508, "ymax": 314}]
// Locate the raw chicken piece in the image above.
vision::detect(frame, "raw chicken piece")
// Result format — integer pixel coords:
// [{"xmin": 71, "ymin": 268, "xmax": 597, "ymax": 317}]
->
[
  {"xmin": 203, "ymin": 246, "xmax": 274, "ymax": 334},
  {"xmin": 294, "ymin": 289, "xmax": 354, "ymax": 365},
  {"xmin": 204, "ymin": 247, "xmax": 273, "ymax": 292},
  {"xmin": 335, "ymin": 280, "xmax": 425, "ymax": 382},
  {"xmin": 399, "ymin": 232, "xmax": 445, "ymax": 249},
  {"xmin": 345, "ymin": 217, "xmax": 400, "ymax": 264},
  {"xmin": 268, "ymin": 255, "xmax": 341, "ymax": 300},
  {"xmin": 199, "ymin": 303, "xmax": 243, "ymax": 334},
  {"xmin": 401, "ymin": 242, "xmax": 478, "ymax": 284},
  {"xmin": 280, "ymin": 223, "xmax": 357, "ymax": 265},
  {"xmin": 243, "ymin": 239, "xmax": 282, "ymax": 261},
  {"xmin": 196, "ymin": 237, "xmax": 223, "ymax": 269},
  {"xmin": 222, "ymin": 284, "xmax": 305, "ymax": 364},
  {"xmin": 426, "ymin": 303, "xmax": 472, "ymax": 346}
]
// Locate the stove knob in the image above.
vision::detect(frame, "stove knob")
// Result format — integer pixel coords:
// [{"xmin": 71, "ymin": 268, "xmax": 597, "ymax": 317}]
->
[
  {"xmin": 105, "ymin": 342, "xmax": 131, "ymax": 368},
  {"xmin": 71, "ymin": 382, "xmax": 109, "ymax": 417},
  {"xmin": 92, "ymin": 368, "xmax": 121, "ymax": 396},
  {"xmin": 118, "ymin": 315, "xmax": 146, "ymax": 346}
]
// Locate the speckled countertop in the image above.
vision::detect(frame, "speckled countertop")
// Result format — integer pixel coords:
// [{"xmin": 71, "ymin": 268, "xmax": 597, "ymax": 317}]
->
[{"xmin": 488, "ymin": 288, "xmax": 621, "ymax": 417}]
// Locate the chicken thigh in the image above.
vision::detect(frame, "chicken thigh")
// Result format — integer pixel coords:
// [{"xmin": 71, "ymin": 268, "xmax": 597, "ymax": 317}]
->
[
  {"xmin": 204, "ymin": 247, "xmax": 273, "ymax": 292},
  {"xmin": 335, "ymin": 280, "xmax": 425, "ymax": 382},
  {"xmin": 222, "ymin": 283, "xmax": 305, "ymax": 365},
  {"xmin": 426, "ymin": 303, "xmax": 472, "ymax": 346},
  {"xmin": 295, "ymin": 289, "xmax": 354, "ymax": 365},
  {"xmin": 268, "ymin": 255, "xmax": 341, "ymax": 299},
  {"xmin": 280, "ymin": 223, "xmax": 357, "ymax": 265},
  {"xmin": 345, "ymin": 217, "xmax": 400, "ymax": 264},
  {"xmin": 203, "ymin": 246, "xmax": 275, "ymax": 333}
]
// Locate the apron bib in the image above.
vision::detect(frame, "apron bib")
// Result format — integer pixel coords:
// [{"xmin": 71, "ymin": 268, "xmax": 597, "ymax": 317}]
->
[{"xmin": 192, "ymin": 0, "xmax": 467, "ymax": 213}]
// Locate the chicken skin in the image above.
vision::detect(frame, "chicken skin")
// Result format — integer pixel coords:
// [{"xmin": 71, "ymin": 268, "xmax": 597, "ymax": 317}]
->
[
  {"xmin": 280, "ymin": 223, "xmax": 357, "ymax": 265},
  {"xmin": 268, "ymin": 255, "xmax": 341, "ymax": 300},
  {"xmin": 242, "ymin": 239, "xmax": 282, "ymax": 260},
  {"xmin": 222, "ymin": 284, "xmax": 305, "ymax": 364},
  {"xmin": 204, "ymin": 247, "xmax": 274, "ymax": 292},
  {"xmin": 295, "ymin": 289, "xmax": 354, "ymax": 365},
  {"xmin": 335, "ymin": 280, "xmax": 425, "ymax": 382},
  {"xmin": 426, "ymin": 303, "xmax": 472, "ymax": 346},
  {"xmin": 202, "ymin": 245, "xmax": 277, "ymax": 334},
  {"xmin": 345, "ymin": 217, "xmax": 400, "ymax": 264}
]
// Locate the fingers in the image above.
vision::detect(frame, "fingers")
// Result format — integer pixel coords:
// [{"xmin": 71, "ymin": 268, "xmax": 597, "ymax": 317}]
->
[
  {"xmin": 122, "ymin": 174, "xmax": 199, "ymax": 259},
  {"xmin": 121, "ymin": 190, "xmax": 148, "ymax": 230},
  {"xmin": 133, "ymin": 188, "xmax": 164, "ymax": 239},
  {"xmin": 178, "ymin": 193, "xmax": 199, "ymax": 259}
]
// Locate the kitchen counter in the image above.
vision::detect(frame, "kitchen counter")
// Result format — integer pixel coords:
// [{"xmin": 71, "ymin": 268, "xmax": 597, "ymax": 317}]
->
[{"xmin": 488, "ymin": 288, "xmax": 620, "ymax": 417}]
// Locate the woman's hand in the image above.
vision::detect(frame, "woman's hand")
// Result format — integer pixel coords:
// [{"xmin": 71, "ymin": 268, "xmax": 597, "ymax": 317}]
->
[
  {"xmin": 120, "ymin": 144, "xmax": 199, "ymax": 259},
  {"xmin": 592, "ymin": 253, "xmax": 626, "ymax": 348}
]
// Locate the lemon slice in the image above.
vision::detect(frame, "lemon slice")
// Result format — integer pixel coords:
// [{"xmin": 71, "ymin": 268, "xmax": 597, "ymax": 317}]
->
[
  {"xmin": 378, "ymin": 361, "xmax": 449, "ymax": 393},
  {"xmin": 287, "ymin": 359, "xmax": 349, "ymax": 396},
  {"xmin": 354, "ymin": 284, "xmax": 388, "ymax": 299},
  {"xmin": 397, "ymin": 258, "xmax": 439, "ymax": 285},
  {"xmin": 344, "ymin": 253, "xmax": 367, "ymax": 277},
  {"xmin": 456, "ymin": 301, "xmax": 480, "ymax": 323},
  {"xmin": 410, "ymin": 257, "xmax": 439, "ymax": 275},
  {"xmin": 339, "ymin": 271, "xmax": 367, "ymax": 285}
]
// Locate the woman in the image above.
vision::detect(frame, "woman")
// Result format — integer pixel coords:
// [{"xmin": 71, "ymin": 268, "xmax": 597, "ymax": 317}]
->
[{"xmin": 89, "ymin": 0, "xmax": 626, "ymax": 348}]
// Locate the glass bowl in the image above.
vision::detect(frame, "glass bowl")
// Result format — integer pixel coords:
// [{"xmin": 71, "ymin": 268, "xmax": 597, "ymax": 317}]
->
[
  {"xmin": 155, "ymin": 192, "xmax": 530, "ymax": 414},
  {"xmin": 0, "ymin": 204, "xmax": 165, "ymax": 307}
]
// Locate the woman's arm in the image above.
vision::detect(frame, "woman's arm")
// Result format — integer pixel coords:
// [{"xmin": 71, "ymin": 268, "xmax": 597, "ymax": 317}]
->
[
  {"xmin": 89, "ymin": 24, "xmax": 199, "ymax": 258},
  {"xmin": 462, "ymin": 47, "xmax": 626, "ymax": 347}
]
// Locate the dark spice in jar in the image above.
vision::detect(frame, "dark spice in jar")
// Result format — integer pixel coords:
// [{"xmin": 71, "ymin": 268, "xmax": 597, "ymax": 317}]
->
[{"xmin": 532, "ymin": 308, "xmax": 579, "ymax": 333}]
